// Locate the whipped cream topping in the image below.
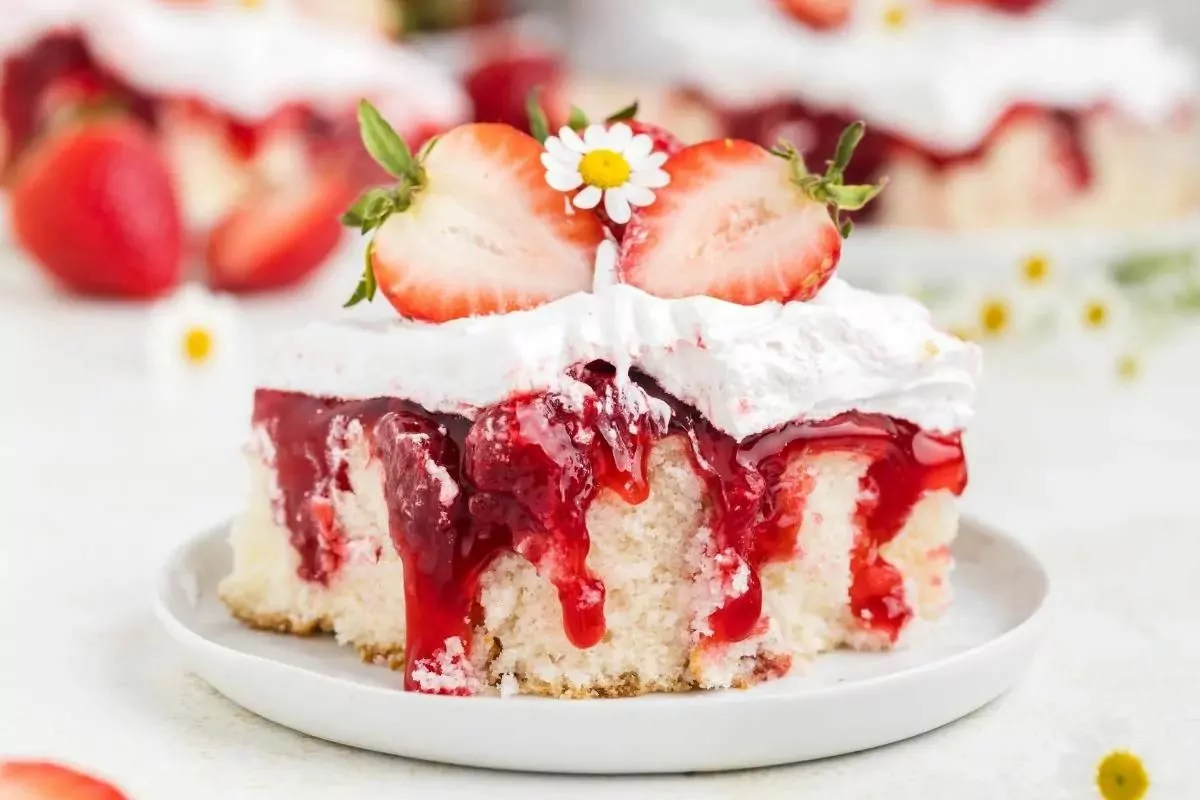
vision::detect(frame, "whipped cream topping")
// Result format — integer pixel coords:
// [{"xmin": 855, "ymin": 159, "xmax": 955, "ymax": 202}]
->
[
  {"xmin": 0, "ymin": 0, "xmax": 467, "ymax": 128},
  {"xmin": 258, "ymin": 243, "xmax": 980, "ymax": 440},
  {"xmin": 660, "ymin": 6, "xmax": 1196, "ymax": 154}
]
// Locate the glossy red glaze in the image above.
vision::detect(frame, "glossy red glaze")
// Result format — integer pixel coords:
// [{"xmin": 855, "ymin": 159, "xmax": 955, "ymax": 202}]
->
[
  {"xmin": 672, "ymin": 404, "xmax": 966, "ymax": 645},
  {"xmin": 253, "ymin": 368, "xmax": 667, "ymax": 691},
  {"xmin": 253, "ymin": 367, "xmax": 966, "ymax": 693}
]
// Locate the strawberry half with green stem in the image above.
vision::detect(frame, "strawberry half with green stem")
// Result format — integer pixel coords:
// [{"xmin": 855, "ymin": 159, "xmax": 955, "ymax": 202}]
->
[
  {"xmin": 618, "ymin": 122, "xmax": 883, "ymax": 305},
  {"xmin": 342, "ymin": 101, "xmax": 605, "ymax": 321},
  {"xmin": 0, "ymin": 761, "xmax": 129, "ymax": 800},
  {"xmin": 10, "ymin": 116, "xmax": 183, "ymax": 299}
]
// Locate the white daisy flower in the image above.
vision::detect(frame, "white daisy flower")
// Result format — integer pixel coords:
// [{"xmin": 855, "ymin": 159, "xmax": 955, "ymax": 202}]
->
[
  {"xmin": 931, "ymin": 280, "xmax": 1042, "ymax": 345},
  {"xmin": 1058, "ymin": 717, "xmax": 1183, "ymax": 799},
  {"xmin": 147, "ymin": 284, "xmax": 244, "ymax": 403},
  {"xmin": 1055, "ymin": 275, "xmax": 1144, "ymax": 380},
  {"xmin": 541, "ymin": 123, "xmax": 671, "ymax": 225}
]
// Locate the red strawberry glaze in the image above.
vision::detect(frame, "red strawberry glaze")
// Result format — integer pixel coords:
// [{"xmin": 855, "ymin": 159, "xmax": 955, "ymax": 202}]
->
[
  {"xmin": 253, "ymin": 367, "xmax": 667, "ymax": 692},
  {"xmin": 666, "ymin": 400, "xmax": 966, "ymax": 646},
  {"xmin": 252, "ymin": 366, "xmax": 966, "ymax": 693}
]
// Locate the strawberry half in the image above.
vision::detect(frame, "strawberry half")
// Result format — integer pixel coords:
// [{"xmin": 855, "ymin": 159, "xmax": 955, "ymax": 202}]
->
[
  {"xmin": 618, "ymin": 124, "xmax": 882, "ymax": 305},
  {"xmin": 342, "ymin": 101, "xmax": 605, "ymax": 322},
  {"xmin": 206, "ymin": 169, "xmax": 352, "ymax": 293},
  {"xmin": 0, "ymin": 761, "xmax": 128, "ymax": 800},
  {"xmin": 10, "ymin": 117, "xmax": 183, "ymax": 299},
  {"xmin": 774, "ymin": 0, "xmax": 853, "ymax": 30}
]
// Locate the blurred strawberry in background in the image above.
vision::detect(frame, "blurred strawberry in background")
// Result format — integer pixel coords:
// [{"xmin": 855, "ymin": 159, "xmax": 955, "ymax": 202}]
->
[
  {"xmin": 10, "ymin": 116, "xmax": 184, "ymax": 299},
  {"xmin": 206, "ymin": 169, "xmax": 354, "ymax": 293},
  {"xmin": 773, "ymin": 0, "xmax": 853, "ymax": 30},
  {"xmin": 0, "ymin": 2, "xmax": 473, "ymax": 301},
  {"xmin": 0, "ymin": 761, "xmax": 129, "ymax": 800},
  {"xmin": 466, "ymin": 54, "xmax": 562, "ymax": 132}
]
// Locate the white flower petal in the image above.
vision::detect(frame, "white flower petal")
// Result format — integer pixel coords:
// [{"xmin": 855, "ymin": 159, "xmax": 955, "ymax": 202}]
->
[
  {"xmin": 604, "ymin": 187, "xmax": 632, "ymax": 224},
  {"xmin": 573, "ymin": 185, "xmax": 603, "ymax": 210},
  {"xmin": 606, "ymin": 123, "xmax": 633, "ymax": 153},
  {"xmin": 623, "ymin": 184, "xmax": 656, "ymax": 207},
  {"xmin": 558, "ymin": 126, "xmax": 588, "ymax": 153},
  {"xmin": 583, "ymin": 124, "xmax": 610, "ymax": 151},
  {"xmin": 633, "ymin": 152, "xmax": 672, "ymax": 172},
  {"xmin": 631, "ymin": 168, "xmax": 671, "ymax": 189},
  {"xmin": 545, "ymin": 169, "xmax": 584, "ymax": 192},
  {"xmin": 544, "ymin": 137, "xmax": 581, "ymax": 167},
  {"xmin": 623, "ymin": 134, "xmax": 654, "ymax": 163}
]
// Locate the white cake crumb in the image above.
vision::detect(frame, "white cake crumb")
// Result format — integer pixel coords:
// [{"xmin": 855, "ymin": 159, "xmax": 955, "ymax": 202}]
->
[
  {"xmin": 409, "ymin": 637, "xmax": 481, "ymax": 695},
  {"xmin": 499, "ymin": 673, "xmax": 520, "ymax": 698},
  {"xmin": 424, "ymin": 457, "xmax": 460, "ymax": 506}
]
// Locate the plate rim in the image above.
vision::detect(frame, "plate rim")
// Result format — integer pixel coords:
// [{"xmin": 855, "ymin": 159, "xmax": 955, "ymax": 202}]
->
[{"xmin": 153, "ymin": 514, "xmax": 1051, "ymax": 711}]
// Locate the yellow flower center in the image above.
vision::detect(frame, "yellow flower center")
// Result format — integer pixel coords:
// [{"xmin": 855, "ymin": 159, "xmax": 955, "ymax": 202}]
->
[
  {"xmin": 1022, "ymin": 254, "xmax": 1051, "ymax": 285},
  {"xmin": 1096, "ymin": 751, "xmax": 1150, "ymax": 800},
  {"xmin": 239, "ymin": 0, "xmax": 264, "ymax": 8},
  {"xmin": 1084, "ymin": 301, "xmax": 1110, "ymax": 329},
  {"xmin": 182, "ymin": 325, "xmax": 215, "ymax": 365},
  {"xmin": 1117, "ymin": 355, "xmax": 1141, "ymax": 381},
  {"xmin": 579, "ymin": 149, "xmax": 632, "ymax": 190},
  {"xmin": 978, "ymin": 298, "xmax": 1010, "ymax": 337},
  {"xmin": 882, "ymin": 3, "xmax": 910, "ymax": 30}
]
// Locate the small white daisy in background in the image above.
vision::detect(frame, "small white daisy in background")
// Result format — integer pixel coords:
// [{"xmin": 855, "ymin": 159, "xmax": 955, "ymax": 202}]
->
[
  {"xmin": 1057, "ymin": 276, "xmax": 1144, "ymax": 381},
  {"xmin": 855, "ymin": 0, "xmax": 927, "ymax": 32},
  {"xmin": 879, "ymin": 1, "xmax": 912, "ymax": 31},
  {"xmin": 147, "ymin": 284, "xmax": 245, "ymax": 404},
  {"xmin": 1058, "ymin": 718, "xmax": 1183, "ymax": 799},
  {"xmin": 542, "ymin": 123, "xmax": 671, "ymax": 224},
  {"xmin": 931, "ymin": 280, "xmax": 1042, "ymax": 345}
]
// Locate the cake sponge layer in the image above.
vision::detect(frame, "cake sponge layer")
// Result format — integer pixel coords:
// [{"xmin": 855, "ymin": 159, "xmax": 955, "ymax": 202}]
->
[{"xmin": 220, "ymin": 431, "xmax": 959, "ymax": 697}]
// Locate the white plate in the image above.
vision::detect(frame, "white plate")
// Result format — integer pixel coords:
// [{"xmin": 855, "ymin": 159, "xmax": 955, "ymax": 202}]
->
[{"xmin": 154, "ymin": 518, "xmax": 1049, "ymax": 774}]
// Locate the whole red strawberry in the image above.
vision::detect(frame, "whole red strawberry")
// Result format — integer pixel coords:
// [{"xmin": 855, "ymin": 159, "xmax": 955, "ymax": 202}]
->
[{"xmin": 11, "ymin": 117, "xmax": 183, "ymax": 298}]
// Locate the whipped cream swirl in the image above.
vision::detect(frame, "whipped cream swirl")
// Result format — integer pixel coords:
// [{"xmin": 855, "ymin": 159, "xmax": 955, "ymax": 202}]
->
[{"xmin": 259, "ymin": 243, "xmax": 980, "ymax": 439}]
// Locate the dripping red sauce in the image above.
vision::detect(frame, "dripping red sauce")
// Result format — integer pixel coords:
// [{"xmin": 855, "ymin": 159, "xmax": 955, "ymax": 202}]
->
[
  {"xmin": 253, "ymin": 366, "xmax": 666, "ymax": 693},
  {"xmin": 252, "ymin": 365, "xmax": 966, "ymax": 694},
  {"xmin": 720, "ymin": 98, "xmax": 1095, "ymax": 220},
  {"xmin": 664, "ymin": 399, "xmax": 967, "ymax": 645}
]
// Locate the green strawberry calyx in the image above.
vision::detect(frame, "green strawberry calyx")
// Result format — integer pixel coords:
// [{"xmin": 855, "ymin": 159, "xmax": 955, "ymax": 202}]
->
[{"xmin": 771, "ymin": 121, "xmax": 886, "ymax": 238}]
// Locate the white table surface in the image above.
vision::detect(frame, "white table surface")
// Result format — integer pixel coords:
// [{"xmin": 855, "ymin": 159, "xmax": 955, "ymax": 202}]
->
[{"xmin": 1, "ymin": 258, "xmax": 1198, "ymax": 799}]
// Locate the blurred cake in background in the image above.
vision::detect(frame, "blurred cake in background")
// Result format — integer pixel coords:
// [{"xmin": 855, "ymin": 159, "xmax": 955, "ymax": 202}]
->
[
  {"xmin": 0, "ymin": 0, "xmax": 467, "ymax": 297},
  {"xmin": 569, "ymin": 0, "xmax": 1198, "ymax": 231}
]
